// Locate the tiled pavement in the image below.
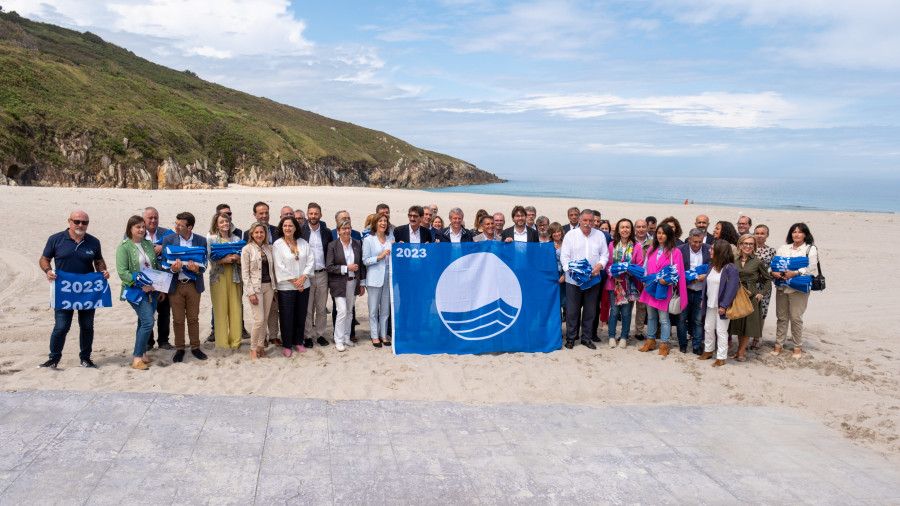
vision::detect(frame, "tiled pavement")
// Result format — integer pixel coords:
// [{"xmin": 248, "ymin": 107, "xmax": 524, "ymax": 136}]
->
[{"xmin": 0, "ymin": 390, "xmax": 897, "ymax": 505}]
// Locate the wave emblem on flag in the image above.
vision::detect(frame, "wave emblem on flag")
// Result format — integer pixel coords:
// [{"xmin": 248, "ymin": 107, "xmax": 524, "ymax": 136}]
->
[{"xmin": 435, "ymin": 252, "xmax": 522, "ymax": 340}]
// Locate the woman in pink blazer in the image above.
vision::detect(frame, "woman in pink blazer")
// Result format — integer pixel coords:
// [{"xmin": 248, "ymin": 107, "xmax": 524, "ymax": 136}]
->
[
  {"xmin": 637, "ymin": 223, "xmax": 688, "ymax": 357},
  {"xmin": 604, "ymin": 218, "xmax": 644, "ymax": 349}
]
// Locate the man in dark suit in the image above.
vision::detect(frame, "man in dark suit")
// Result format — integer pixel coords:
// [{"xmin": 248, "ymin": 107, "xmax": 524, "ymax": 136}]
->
[
  {"xmin": 161, "ymin": 211, "xmax": 208, "ymax": 363},
  {"xmin": 501, "ymin": 205, "xmax": 539, "ymax": 243},
  {"xmin": 300, "ymin": 202, "xmax": 332, "ymax": 348},
  {"xmin": 439, "ymin": 207, "xmax": 474, "ymax": 242},
  {"xmin": 242, "ymin": 202, "xmax": 277, "ymax": 244},
  {"xmin": 694, "ymin": 214, "xmax": 714, "ymax": 245},
  {"xmin": 677, "ymin": 228, "xmax": 712, "ymax": 354},
  {"xmin": 394, "ymin": 205, "xmax": 432, "ymax": 244},
  {"xmin": 142, "ymin": 207, "xmax": 174, "ymax": 350},
  {"xmin": 562, "ymin": 206, "xmax": 580, "ymax": 234}
]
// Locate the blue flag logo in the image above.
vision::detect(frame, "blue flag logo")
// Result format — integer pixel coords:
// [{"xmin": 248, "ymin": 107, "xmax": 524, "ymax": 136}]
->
[{"xmin": 392, "ymin": 242, "xmax": 561, "ymax": 355}]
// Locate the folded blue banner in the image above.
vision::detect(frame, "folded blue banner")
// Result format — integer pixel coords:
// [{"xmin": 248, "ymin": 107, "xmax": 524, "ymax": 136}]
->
[
  {"xmin": 51, "ymin": 271, "xmax": 112, "ymax": 310},
  {"xmin": 391, "ymin": 242, "xmax": 561, "ymax": 355}
]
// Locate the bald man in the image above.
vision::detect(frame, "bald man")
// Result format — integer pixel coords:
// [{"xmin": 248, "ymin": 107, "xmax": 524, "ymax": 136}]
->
[
  {"xmin": 695, "ymin": 214, "xmax": 714, "ymax": 245},
  {"xmin": 39, "ymin": 210, "xmax": 109, "ymax": 369}
]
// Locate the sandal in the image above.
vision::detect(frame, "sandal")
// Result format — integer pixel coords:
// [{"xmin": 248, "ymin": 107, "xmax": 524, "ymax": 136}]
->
[
  {"xmin": 771, "ymin": 347, "xmax": 782, "ymax": 356},
  {"xmin": 749, "ymin": 338, "xmax": 760, "ymax": 351},
  {"xmin": 792, "ymin": 349, "xmax": 802, "ymax": 360}
]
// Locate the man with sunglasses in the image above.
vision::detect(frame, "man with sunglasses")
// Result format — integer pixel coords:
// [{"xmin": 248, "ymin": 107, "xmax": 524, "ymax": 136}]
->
[{"xmin": 39, "ymin": 211, "xmax": 109, "ymax": 369}]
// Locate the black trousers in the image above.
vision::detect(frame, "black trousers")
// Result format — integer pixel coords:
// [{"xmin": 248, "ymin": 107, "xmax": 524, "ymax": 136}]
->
[
  {"xmin": 566, "ymin": 283, "xmax": 600, "ymax": 343},
  {"xmin": 146, "ymin": 294, "xmax": 170, "ymax": 348}
]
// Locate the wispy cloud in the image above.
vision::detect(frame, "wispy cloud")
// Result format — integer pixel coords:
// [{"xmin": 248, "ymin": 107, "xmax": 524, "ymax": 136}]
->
[
  {"xmin": 433, "ymin": 91, "xmax": 802, "ymax": 129},
  {"xmin": 584, "ymin": 142, "xmax": 729, "ymax": 156}
]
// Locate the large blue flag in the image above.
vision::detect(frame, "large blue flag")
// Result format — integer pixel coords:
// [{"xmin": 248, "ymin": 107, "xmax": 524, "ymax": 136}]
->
[
  {"xmin": 51, "ymin": 271, "xmax": 112, "ymax": 310},
  {"xmin": 391, "ymin": 241, "xmax": 561, "ymax": 355}
]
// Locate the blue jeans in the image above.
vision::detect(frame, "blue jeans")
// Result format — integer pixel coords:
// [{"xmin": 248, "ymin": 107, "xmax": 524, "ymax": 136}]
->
[
  {"xmin": 607, "ymin": 293, "xmax": 634, "ymax": 340},
  {"xmin": 49, "ymin": 308, "xmax": 95, "ymax": 361},
  {"xmin": 646, "ymin": 306, "xmax": 672, "ymax": 343},
  {"xmin": 676, "ymin": 290, "xmax": 704, "ymax": 349},
  {"xmin": 129, "ymin": 295, "xmax": 159, "ymax": 357}
]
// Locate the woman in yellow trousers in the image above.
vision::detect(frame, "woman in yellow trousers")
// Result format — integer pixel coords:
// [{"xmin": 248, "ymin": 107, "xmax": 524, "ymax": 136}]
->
[{"xmin": 207, "ymin": 212, "xmax": 243, "ymax": 349}]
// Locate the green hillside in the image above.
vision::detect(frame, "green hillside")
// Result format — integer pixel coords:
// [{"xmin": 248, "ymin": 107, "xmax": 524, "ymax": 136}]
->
[{"xmin": 0, "ymin": 11, "xmax": 501, "ymax": 188}]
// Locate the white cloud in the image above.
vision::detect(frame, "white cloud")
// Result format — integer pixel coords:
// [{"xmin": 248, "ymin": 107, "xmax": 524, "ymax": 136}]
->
[
  {"xmin": 433, "ymin": 91, "xmax": 803, "ymax": 129},
  {"xmin": 585, "ymin": 142, "xmax": 729, "ymax": 156},
  {"xmin": 654, "ymin": 0, "xmax": 900, "ymax": 69}
]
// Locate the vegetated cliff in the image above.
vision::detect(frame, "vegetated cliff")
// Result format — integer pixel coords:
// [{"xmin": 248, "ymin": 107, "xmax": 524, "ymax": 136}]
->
[{"xmin": 0, "ymin": 12, "xmax": 503, "ymax": 189}]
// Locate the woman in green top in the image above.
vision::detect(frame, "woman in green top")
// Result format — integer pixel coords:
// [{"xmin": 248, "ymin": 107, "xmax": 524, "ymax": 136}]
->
[
  {"xmin": 728, "ymin": 234, "xmax": 772, "ymax": 362},
  {"xmin": 116, "ymin": 215, "xmax": 162, "ymax": 370}
]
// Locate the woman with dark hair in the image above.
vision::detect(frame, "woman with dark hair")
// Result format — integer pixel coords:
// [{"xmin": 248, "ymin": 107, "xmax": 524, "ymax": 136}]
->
[
  {"xmin": 728, "ymin": 234, "xmax": 772, "ymax": 362},
  {"xmin": 771, "ymin": 223, "xmax": 819, "ymax": 359},
  {"xmin": 713, "ymin": 221, "xmax": 740, "ymax": 256},
  {"xmin": 752, "ymin": 224, "xmax": 777, "ymax": 350},
  {"xmin": 699, "ymin": 240, "xmax": 740, "ymax": 367},
  {"xmin": 431, "ymin": 215, "xmax": 445, "ymax": 243},
  {"xmin": 116, "ymin": 215, "xmax": 162, "ymax": 370},
  {"xmin": 660, "ymin": 216, "xmax": 684, "ymax": 245},
  {"xmin": 473, "ymin": 209, "xmax": 488, "ymax": 234},
  {"xmin": 549, "ymin": 222, "xmax": 566, "ymax": 312},
  {"xmin": 272, "ymin": 216, "xmax": 314, "ymax": 357},
  {"xmin": 363, "ymin": 212, "xmax": 394, "ymax": 347},
  {"xmin": 207, "ymin": 212, "xmax": 243, "ymax": 349},
  {"xmin": 605, "ymin": 218, "xmax": 643, "ymax": 349},
  {"xmin": 241, "ymin": 222, "xmax": 276, "ymax": 360},
  {"xmin": 637, "ymin": 223, "xmax": 687, "ymax": 356}
]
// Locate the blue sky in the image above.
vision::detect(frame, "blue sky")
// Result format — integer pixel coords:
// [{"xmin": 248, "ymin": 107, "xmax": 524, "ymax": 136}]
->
[{"xmin": 8, "ymin": 0, "xmax": 900, "ymax": 180}]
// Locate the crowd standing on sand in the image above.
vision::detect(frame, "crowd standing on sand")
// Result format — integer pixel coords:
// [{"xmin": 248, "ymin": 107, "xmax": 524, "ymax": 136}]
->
[{"xmin": 38, "ymin": 202, "xmax": 822, "ymax": 370}]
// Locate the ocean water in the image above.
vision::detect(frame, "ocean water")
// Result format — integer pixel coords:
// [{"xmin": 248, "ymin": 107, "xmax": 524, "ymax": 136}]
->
[{"xmin": 425, "ymin": 176, "xmax": 899, "ymax": 214}]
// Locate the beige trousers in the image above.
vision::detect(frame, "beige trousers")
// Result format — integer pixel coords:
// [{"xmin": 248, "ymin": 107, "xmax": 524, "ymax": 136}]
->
[
  {"xmin": 247, "ymin": 283, "xmax": 275, "ymax": 350},
  {"xmin": 304, "ymin": 271, "xmax": 329, "ymax": 340},
  {"xmin": 775, "ymin": 289, "xmax": 809, "ymax": 349}
]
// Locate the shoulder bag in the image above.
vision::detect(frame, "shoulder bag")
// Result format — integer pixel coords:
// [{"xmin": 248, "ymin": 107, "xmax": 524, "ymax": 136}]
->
[{"xmin": 667, "ymin": 249, "xmax": 682, "ymax": 315}]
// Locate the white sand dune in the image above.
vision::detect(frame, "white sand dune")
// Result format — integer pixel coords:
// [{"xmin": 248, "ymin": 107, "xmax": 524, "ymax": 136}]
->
[{"xmin": 0, "ymin": 184, "xmax": 897, "ymax": 462}]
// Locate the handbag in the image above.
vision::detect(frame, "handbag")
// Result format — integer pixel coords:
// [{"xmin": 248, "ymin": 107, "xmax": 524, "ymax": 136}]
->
[
  {"xmin": 726, "ymin": 284, "xmax": 754, "ymax": 320},
  {"xmin": 666, "ymin": 250, "xmax": 682, "ymax": 315},
  {"xmin": 806, "ymin": 246, "xmax": 826, "ymax": 291}
]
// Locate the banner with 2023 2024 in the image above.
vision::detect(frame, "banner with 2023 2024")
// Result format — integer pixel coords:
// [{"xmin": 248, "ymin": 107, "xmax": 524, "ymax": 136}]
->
[{"xmin": 390, "ymin": 241, "xmax": 562, "ymax": 355}]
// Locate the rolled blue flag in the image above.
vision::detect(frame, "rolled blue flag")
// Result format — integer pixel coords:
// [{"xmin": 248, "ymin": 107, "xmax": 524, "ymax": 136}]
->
[
  {"xmin": 209, "ymin": 241, "xmax": 247, "ymax": 261},
  {"xmin": 685, "ymin": 264, "xmax": 708, "ymax": 282},
  {"xmin": 568, "ymin": 259, "xmax": 601, "ymax": 290},
  {"xmin": 770, "ymin": 256, "xmax": 809, "ymax": 273},
  {"xmin": 774, "ymin": 275, "xmax": 812, "ymax": 293},
  {"xmin": 626, "ymin": 264, "xmax": 646, "ymax": 279},
  {"xmin": 610, "ymin": 262, "xmax": 630, "ymax": 277},
  {"xmin": 153, "ymin": 229, "xmax": 175, "ymax": 245},
  {"xmin": 124, "ymin": 271, "xmax": 154, "ymax": 303},
  {"xmin": 161, "ymin": 245, "xmax": 207, "ymax": 280}
]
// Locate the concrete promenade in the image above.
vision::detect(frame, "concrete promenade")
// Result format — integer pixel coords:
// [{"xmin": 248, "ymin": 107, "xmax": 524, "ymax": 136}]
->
[{"xmin": 0, "ymin": 390, "xmax": 898, "ymax": 505}]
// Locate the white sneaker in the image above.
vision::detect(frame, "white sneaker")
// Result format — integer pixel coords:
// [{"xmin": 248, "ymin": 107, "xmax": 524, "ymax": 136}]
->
[
  {"xmin": 345, "ymin": 341, "xmax": 355, "ymax": 347},
  {"xmin": 336, "ymin": 342, "xmax": 346, "ymax": 352},
  {"xmin": 618, "ymin": 338, "xmax": 627, "ymax": 349},
  {"xmin": 608, "ymin": 338, "xmax": 616, "ymax": 349}
]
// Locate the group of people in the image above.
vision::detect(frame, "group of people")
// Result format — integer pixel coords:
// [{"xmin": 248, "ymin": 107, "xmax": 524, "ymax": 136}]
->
[{"xmin": 38, "ymin": 202, "xmax": 819, "ymax": 370}]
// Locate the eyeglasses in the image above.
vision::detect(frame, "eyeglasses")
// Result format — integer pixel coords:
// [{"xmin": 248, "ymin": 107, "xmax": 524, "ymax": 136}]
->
[
  {"xmin": 408, "ymin": 214, "xmax": 420, "ymax": 218},
  {"xmin": 70, "ymin": 219, "xmax": 89, "ymax": 225}
]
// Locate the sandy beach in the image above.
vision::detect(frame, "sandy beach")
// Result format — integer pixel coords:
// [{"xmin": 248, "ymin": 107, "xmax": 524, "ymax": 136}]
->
[{"xmin": 0, "ymin": 184, "xmax": 897, "ymax": 462}]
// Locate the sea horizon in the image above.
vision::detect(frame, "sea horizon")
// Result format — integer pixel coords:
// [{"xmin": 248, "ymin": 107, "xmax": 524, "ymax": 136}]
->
[{"xmin": 424, "ymin": 175, "xmax": 899, "ymax": 214}]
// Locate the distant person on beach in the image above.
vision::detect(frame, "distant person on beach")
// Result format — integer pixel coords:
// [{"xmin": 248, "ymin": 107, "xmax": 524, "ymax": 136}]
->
[
  {"xmin": 563, "ymin": 207, "xmax": 580, "ymax": 234},
  {"xmin": 695, "ymin": 214, "xmax": 714, "ymax": 245},
  {"xmin": 637, "ymin": 223, "xmax": 687, "ymax": 357},
  {"xmin": 501, "ymin": 205, "xmax": 538, "ymax": 242},
  {"xmin": 300, "ymin": 202, "xmax": 332, "ymax": 348},
  {"xmin": 753, "ymin": 224, "xmax": 777, "ymax": 348},
  {"xmin": 161, "ymin": 211, "xmax": 208, "ymax": 363},
  {"xmin": 560, "ymin": 210, "xmax": 609, "ymax": 350},
  {"xmin": 771, "ymin": 223, "xmax": 819, "ymax": 360},
  {"xmin": 729, "ymin": 234, "xmax": 771, "ymax": 362},
  {"xmin": 605, "ymin": 218, "xmax": 643, "ymax": 350},
  {"xmin": 39, "ymin": 210, "xmax": 108, "ymax": 369},
  {"xmin": 473, "ymin": 215, "xmax": 498, "ymax": 242},
  {"xmin": 241, "ymin": 222, "xmax": 277, "ymax": 360},
  {"xmin": 116, "ymin": 215, "xmax": 162, "ymax": 370},
  {"xmin": 440, "ymin": 207, "xmax": 474, "ymax": 242},
  {"xmin": 273, "ymin": 216, "xmax": 313, "ymax": 356},
  {"xmin": 394, "ymin": 205, "xmax": 432, "ymax": 244},
  {"xmin": 737, "ymin": 216, "xmax": 752, "ymax": 236},
  {"xmin": 698, "ymin": 239, "xmax": 739, "ymax": 367},
  {"xmin": 525, "ymin": 206, "xmax": 537, "ymax": 230},
  {"xmin": 676, "ymin": 228, "xmax": 710, "ymax": 355},
  {"xmin": 142, "ymin": 206, "xmax": 173, "ymax": 350}
]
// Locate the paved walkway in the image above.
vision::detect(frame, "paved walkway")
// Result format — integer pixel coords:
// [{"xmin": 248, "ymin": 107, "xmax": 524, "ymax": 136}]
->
[{"xmin": 0, "ymin": 390, "xmax": 897, "ymax": 505}]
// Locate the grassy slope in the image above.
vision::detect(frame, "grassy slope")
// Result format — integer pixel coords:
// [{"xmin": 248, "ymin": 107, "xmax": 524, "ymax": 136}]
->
[{"xmin": 0, "ymin": 12, "xmax": 474, "ymax": 178}]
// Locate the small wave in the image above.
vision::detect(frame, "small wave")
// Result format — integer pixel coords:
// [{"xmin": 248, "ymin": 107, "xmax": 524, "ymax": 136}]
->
[{"xmin": 440, "ymin": 298, "xmax": 519, "ymax": 340}]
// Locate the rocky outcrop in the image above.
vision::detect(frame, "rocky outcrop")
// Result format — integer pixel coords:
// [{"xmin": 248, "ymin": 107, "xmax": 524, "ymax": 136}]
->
[{"xmin": 0, "ymin": 131, "xmax": 502, "ymax": 190}]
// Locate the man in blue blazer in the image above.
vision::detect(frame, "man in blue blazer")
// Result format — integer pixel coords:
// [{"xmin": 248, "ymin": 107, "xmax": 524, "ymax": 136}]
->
[
  {"xmin": 142, "ymin": 207, "xmax": 174, "ymax": 350},
  {"xmin": 500, "ymin": 205, "xmax": 539, "ymax": 243},
  {"xmin": 677, "ymin": 229, "xmax": 712, "ymax": 355},
  {"xmin": 160, "ymin": 211, "xmax": 208, "ymax": 362},
  {"xmin": 393, "ymin": 205, "xmax": 432, "ymax": 244},
  {"xmin": 438, "ymin": 207, "xmax": 474, "ymax": 242}
]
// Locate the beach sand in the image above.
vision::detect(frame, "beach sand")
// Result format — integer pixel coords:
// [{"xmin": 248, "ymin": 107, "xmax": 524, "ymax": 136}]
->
[{"xmin": 0, "ymin": 184, "xmax": 897, "ymax": 462}]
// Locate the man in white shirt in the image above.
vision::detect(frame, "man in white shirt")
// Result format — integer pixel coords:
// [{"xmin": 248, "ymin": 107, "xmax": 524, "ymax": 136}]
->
[
  {"xmin": 560, "ymin": 210, "xmax": 609, "ymax": 350},
  {"xmin": 525, "ymin": 206, "xmax": 537, "ymax": 230},
  {"xmin": 501, "ymin": 205, "xmax": 538, "ymax": 242},
  {"xmin": 677, "ymin": 229, "xmax": 710, "ymax": 354},
  {"xmin": 439, "ymin": 207, "xmax": 474, "ymax": 242},
  {"xmin": 300, "ymin": 202, "xmax": 332, "ymax": 348},
  {"xmin": 473, "ymin": 216, "xmax": 498, "ymax": 242},
  {"xmin": 394, "ymin": 205, "xmax": 432, "ymax": 244},
  {"xmin": 161, "ymin": 212, "xmax": 208, "ymax": 362},
  {"xmin": 562, "ymin": 207, "xmax": 580, "ymax": 234}
]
